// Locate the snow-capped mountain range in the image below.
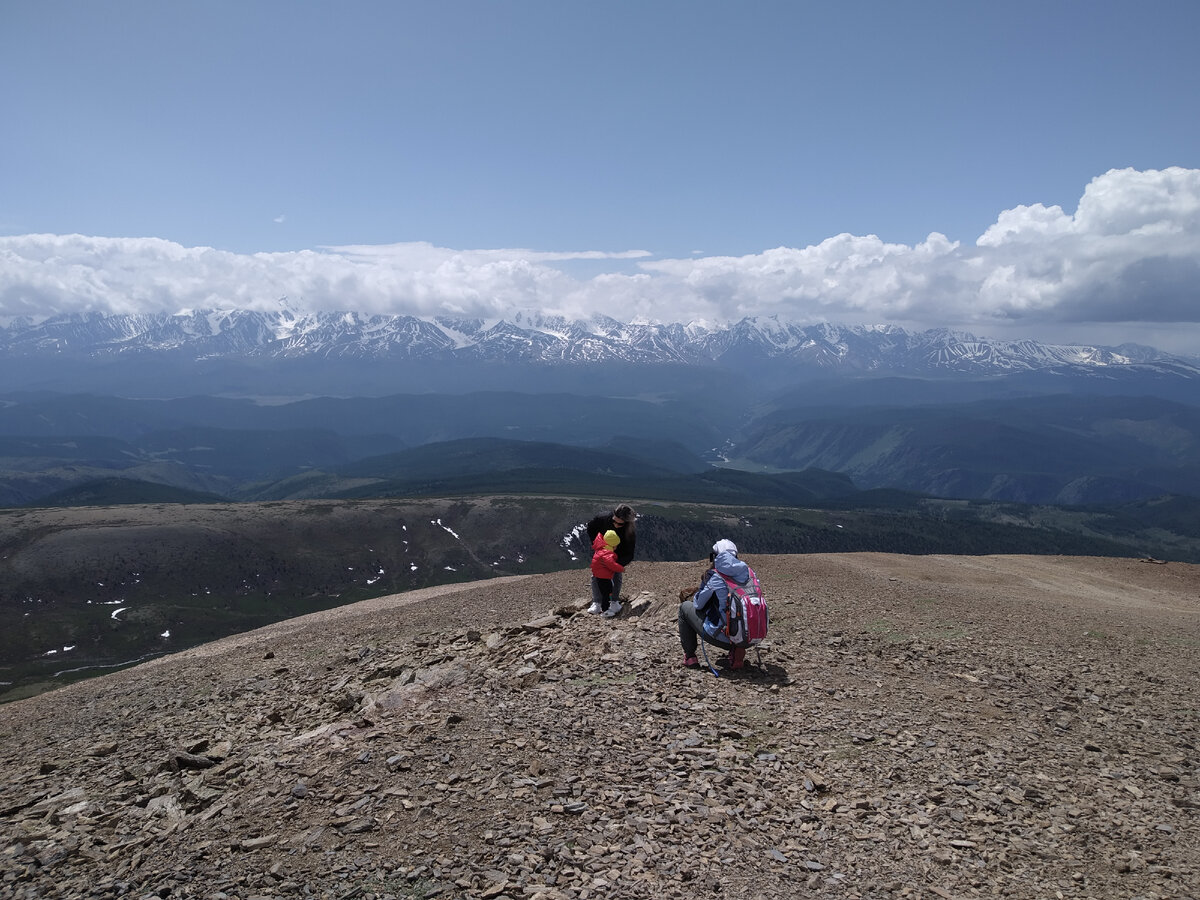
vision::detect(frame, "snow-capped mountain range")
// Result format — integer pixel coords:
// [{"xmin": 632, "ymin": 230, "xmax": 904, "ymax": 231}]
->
[{"xmin": 2, "ymin": 308, "xmax": 1197, "ymax": 378}]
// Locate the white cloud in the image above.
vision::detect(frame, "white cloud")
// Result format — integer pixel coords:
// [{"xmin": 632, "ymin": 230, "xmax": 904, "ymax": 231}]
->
[
  {"xmin": 1, "ymin": 168, "xmax": 1198, "ymax": 351},
  {"xmin": 324, "ymin": 243, "xmax": 652, "ymax": 265}
]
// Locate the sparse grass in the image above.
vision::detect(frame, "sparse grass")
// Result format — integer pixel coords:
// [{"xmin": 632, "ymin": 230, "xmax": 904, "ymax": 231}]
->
[
  {"xmin": 920, "ymin": 626, "xmax": 971, "ymax": 641},
  {"xmin": 0, "ymin": 681, "xmax": 61, "ymax": 704},
  {"xmin": 1165, "ymin": 633, "xmax": 1200, "ymax": 649},
  {"xmin": 865, "ymin": 620, "xmax": 909, "ymax": 643},
  {"xmin": 405, "ymin": 879, "xmax": 441, "ymax": 899},
  {"xmin": 348, "ymin": 875, "xmax": 440, "ymax": 898},
  {"xmin": 738, "ymin": 708, "xmax": 784, "ymax": 755},
  {"xmin": 825, "ymin": 745, "xmax": 864, "ymax": 761},
  {"xmin": 298, "ymin": 504, "xmax": 338, "ymax": 516}
]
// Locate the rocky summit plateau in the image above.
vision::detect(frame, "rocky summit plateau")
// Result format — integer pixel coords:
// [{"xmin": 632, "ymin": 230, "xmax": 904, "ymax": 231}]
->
[{"xmin": 1, "ymin": 552, "xmax": 1197, "ymax": 900}]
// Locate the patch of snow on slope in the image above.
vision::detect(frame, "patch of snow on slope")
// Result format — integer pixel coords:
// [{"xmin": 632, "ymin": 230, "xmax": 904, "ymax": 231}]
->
[
  {"xmin": 433, "ymin": 518, "xmax": 460, "ymax": 539},
  {"xmin": 562, "ymin": 523, "xmax": 587, "ymax": 560}
]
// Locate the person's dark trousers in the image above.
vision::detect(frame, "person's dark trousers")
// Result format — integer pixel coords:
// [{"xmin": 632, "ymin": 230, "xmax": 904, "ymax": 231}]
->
[
  {"xmin": 678, "ymin": 601, "xmax": 731, "ymax": 657},
  {"xmin": 591, "ymin": 572, "xmax": 623, "ymax": 607},
  {"xmin": 594, "ymin": 576, "xmax": 614, "ymax": 611}
]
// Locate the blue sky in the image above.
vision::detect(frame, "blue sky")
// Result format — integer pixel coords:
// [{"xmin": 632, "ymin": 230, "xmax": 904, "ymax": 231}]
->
[{"xmin": 2, "ymin": 1, "xmax": 1198, "ymax": 352}]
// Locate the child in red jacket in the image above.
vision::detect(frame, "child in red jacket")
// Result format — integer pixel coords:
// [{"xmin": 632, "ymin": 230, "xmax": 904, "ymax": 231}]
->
[{"xmin": 588, "ymin": 529, "xmax": 625, "ymax": 618}]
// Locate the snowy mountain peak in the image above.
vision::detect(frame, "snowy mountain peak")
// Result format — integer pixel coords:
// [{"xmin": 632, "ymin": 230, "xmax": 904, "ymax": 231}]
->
[{"xmin": 0, "ymin": 310, "xmax": 1196, "ymax": 381}]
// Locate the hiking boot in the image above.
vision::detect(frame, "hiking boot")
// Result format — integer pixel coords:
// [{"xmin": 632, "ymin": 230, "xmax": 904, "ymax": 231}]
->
[
  {"xmin": 681, "ymin": 655, "xmax": 699, "ymax": 668},
  {"xmin": 726, "ymin": 647, "xmax": 746, "ymax": 669},
  {"xmin": 586, "ymin": 601, "xmax": 603, "ymax": 615},
  {"xmin": 603, "ymin": 600, "xmax": 622, "ymax": 618}
]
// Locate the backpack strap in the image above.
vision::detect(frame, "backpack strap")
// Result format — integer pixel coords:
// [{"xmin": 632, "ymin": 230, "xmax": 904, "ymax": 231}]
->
[
  {"xmin": 717, "ymin": 572, "xmax": 747, "ymax": 644},
  {"xmin": 721, "ymin": 568, "xmax": 761, "ymax": 595},
  {"xmin": 718, "ymin": 569, "xmax": 757, "ymax": 597}
]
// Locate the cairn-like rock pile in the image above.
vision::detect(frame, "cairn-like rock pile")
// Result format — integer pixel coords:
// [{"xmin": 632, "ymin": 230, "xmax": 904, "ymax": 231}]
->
[{"xmin": 1, "ymin": 553, "xmax": 1197, "ymax": 899}]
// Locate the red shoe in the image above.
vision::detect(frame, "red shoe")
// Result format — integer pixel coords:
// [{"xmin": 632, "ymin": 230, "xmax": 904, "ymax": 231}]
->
[
  {"xmin": 726, "ymin": 647, "xmax": 746, "ymax": 670},
  {"xmin": 681, "ymin": 655, "xmax": 699, "ymax": 668}
]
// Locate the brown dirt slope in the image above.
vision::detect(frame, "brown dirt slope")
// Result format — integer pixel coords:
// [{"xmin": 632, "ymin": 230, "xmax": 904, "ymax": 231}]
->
[{"xmin": 1, "ymin": 552, "xmax": 1198, "ymax": 899}]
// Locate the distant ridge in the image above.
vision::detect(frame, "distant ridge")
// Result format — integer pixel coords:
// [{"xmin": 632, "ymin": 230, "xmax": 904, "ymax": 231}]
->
[
  {"xmin": 2, "ymin": 309, "xmax": 1196, "ymax": 377},
  {"xmin": 29, "ymin": 476, "xmax": 227, "ymax": 507}
]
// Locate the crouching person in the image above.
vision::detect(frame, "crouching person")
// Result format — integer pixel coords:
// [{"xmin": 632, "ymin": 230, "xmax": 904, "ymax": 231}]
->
[{"xmin": 679, "ymin": 538, "xmax": 748, "ymax": 670}]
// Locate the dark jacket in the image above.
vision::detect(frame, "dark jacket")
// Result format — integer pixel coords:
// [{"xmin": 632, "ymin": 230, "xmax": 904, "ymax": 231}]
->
[{"xmin": 586, "ymin": 513, "xmax": 636, "ymax": 566}]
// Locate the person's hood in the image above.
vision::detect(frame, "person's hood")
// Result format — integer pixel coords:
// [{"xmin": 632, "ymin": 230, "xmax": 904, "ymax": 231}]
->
[
  {"xmin": 592, "ymin": 531, "xmax": 609, "ymax": 550},
  {"xmin": 713, "ymin": 551, "xmax": 749, "ymax": 582}
]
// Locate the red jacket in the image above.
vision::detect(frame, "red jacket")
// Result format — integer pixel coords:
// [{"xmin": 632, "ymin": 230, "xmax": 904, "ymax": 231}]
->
[{"xmin": 590, "ymin": 532, "xmax": 625, "ymax": 579}]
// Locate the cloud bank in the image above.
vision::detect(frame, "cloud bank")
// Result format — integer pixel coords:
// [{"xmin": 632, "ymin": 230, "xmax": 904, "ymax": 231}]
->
[{"xmin": 1, "ymin": 168, "xmax": 1197, "ymax": 352}]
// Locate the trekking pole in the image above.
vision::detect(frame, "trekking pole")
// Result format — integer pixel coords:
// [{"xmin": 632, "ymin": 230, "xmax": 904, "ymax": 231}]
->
[{"xmin": 699, "ymin": 641, "xmax": 720, "ymax": 678}]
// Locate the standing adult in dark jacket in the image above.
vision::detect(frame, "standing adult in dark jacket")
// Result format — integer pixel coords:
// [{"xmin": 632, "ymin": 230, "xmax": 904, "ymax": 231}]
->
[{"xmin": 585, "ymin": 504, "xmax": 636, "ymax": 613}]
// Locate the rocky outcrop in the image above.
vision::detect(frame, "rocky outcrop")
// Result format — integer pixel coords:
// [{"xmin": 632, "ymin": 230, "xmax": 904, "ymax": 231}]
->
[{"xmin": 1, "ymin": 553, "xmax": 1197, "ymax": 898}]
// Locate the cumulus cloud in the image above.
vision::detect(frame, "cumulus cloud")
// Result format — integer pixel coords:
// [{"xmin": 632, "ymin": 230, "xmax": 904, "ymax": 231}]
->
[{"xmin": 1, "ymin": 168, "xmax": 1197, "ymax": 351}]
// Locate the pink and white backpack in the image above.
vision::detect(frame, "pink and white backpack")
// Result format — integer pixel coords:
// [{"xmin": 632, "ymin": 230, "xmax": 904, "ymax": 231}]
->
[{"xmin": 718, "ymin": 565, "xmax": 768, "ymax": 649}]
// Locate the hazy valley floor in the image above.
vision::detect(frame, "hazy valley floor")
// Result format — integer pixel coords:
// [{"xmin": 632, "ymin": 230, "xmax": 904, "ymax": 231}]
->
[{"xmin": 1, "ymin": 552, "xmax": 1198, "ymax": 899}]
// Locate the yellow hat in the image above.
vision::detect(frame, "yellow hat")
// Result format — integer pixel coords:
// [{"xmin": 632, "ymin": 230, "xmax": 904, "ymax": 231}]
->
[{"xmin": 604, "ymin": 530, "xmax": 620, "ymax": 548}]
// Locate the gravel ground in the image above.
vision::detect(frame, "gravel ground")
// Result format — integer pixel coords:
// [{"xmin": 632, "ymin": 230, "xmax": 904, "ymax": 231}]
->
[{"xmin": 1, "ymin": 552, "xmax": 1198, "ymax": 899}]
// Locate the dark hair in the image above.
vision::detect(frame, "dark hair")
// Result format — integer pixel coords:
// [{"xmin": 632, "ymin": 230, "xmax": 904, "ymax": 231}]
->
[{"xmin": 614, "ymin": 504, "xmax": 635, "ymax": 520}]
